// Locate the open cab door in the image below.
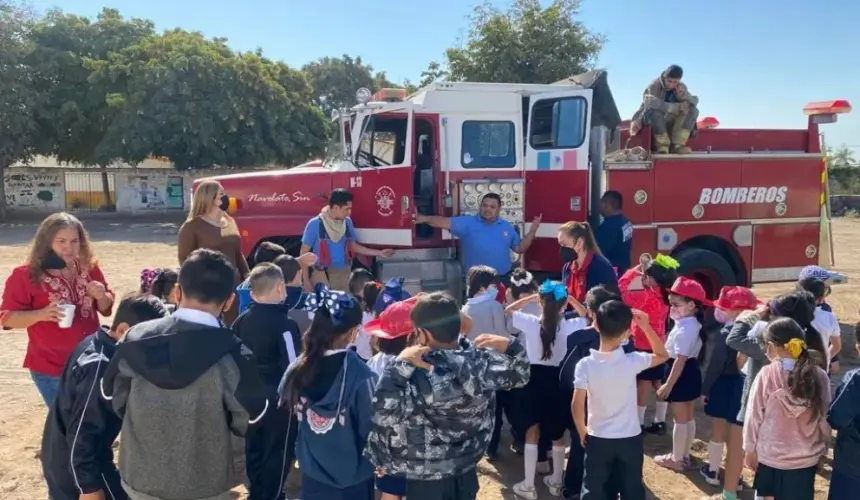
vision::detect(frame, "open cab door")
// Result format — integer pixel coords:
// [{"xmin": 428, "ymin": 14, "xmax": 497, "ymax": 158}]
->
[
  {"xmin": 523, "ymin": 88, "xmax": 593, "ymax": 272},
  {"xmin": 336, "ymin": 102, "xmax": 416, "ymax": 248}
]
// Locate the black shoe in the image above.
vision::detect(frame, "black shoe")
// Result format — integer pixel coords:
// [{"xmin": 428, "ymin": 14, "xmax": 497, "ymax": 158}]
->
[
  {"xmin": 645, "ymin": 422, "xmax": 667, "ymax": 435},
  {"xmin": 510, "ymin": 442, "xmax": 524, "ymax": 455},
  {"xmin": 485, "ymin": 449, "xmax": 499, "ymax": 462}
]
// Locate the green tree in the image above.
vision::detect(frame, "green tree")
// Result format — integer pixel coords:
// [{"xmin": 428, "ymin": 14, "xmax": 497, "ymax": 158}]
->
[
  {"xmin": 828, "ymin": 146, "xmax": 857, "ymax": 169},
  {"xmin": 0, "ymin": 0, "xmax": 39, "ymax": 220},
  {"xmin": 87, "ymin": 29, "xmax": 327, "ymax": 170},
  {"xmin": 302, "ymin": 55, "xmax": 399, "ymax": 113},
  {"xmin": 446, "ymin": 0, "xmax": 605, "ymax": 84},
  {"xmin": 419, "ymin": 60, "xmax": 447, "ymax": 87},
  {"xmin": 27, "ymin": 7, "xmax": 156, "ymax": 207}
]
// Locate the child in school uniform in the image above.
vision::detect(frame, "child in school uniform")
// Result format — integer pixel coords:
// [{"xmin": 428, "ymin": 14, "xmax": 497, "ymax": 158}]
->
[
  {"xmin": 231, "ymin": 263, "xmax": 302, "ymax": 500},
  {"xmin": 507, "ymin": 280, "xmax": 588, "ymax": 499},
  {"xmin": 798, "ymin": 277, "xmax": 842, "ymax": 373},
  {"xmin": 273, "ymin": 254, "xmax": 314, "ymax": 333},
  {"xmin": 462, "ymin": 265, "xmax": 509, "ymax": 340},
  {"xmin": 618, "ymin": 254, "xmax": 679, "ymax": 435},
  {"xmin": 654, "ymin": 277, "xmax": 710, "ymax": 472},
  {"xmin": 700, "ymin": 286, "xmax": 760, "ymax": 500},
  {"xmin": 41, "ymin": 293, "xmax": 168, "ymax": 500},
  {"xmin": 827, "ymin": 325, "xmax": 860, "ymax": 500},
  {"xmin": 238, "ymin": 242, "xmax": 287, "ymax": 313},
  {"xmin": 348, "ymin": 269, "xmax": 376, "ymax": 361},
  {"xmin": 559, "ymin": 284, "xmax": 624, "ymax": 499},
  {"xmin": 364, "ymin": 292, "xmax": 530, "ymax": 500},
  {"xmin": 743, "ymin": 318, "xmax": 831, "ymax": 500},
  {"xmin": 140, "ymin": 267, "xmax": 179, "ymax": 313},
  {"xmin": 279, "ymin": 287, "xmax": 376, "ymax": 500},
  {"xmin": 507, "ymin": 269, "xmax": 541, "ymax": 331},
  {"xmin": 572, "ymin": 301, "xmax": 669, "ymax": 499},
  {"xmin": 363, "ymin": 297, "xmax": 417, "ymax": 500}
]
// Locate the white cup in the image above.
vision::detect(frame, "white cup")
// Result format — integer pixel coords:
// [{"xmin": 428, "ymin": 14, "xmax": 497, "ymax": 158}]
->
[{"xmin": 58, "ymin": 304, "xmax": 76, "ymax": 328}]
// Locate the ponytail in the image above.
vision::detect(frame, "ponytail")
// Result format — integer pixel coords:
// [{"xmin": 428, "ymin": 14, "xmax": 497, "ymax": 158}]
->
[
  {"xmin": 765, "ymin": 317, "xmax": 826, "ymax": 418},
  {"xmin": 558, "ymin": 221, "xmax": 603, "ymax": 257},
  {"xmin": 280, "ymin": 292, "xmax": 362, "ymax": 408},
  {"xmin": 537, "ymin": 280, "xmax": 567, "ymax": 361}
]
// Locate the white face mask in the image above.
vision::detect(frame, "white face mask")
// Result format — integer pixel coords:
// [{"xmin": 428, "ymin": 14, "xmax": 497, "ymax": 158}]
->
[{"xmin": 714, "ymin": 309, "xmax": 731, "ymax": 324}]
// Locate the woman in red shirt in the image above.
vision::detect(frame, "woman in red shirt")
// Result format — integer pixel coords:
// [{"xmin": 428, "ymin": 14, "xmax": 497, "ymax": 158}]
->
[{"xmin": 0, "ymin": 213, "xmax": 114, "ymax": 407}]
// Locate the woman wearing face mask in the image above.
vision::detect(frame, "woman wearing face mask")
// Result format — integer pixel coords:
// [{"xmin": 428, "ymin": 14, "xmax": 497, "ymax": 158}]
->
[
  {"xmin": 0, "ymin": 212, "xmax": 114, "ymax": 407},
  {"xmin": 178, "ymin": 180, "xmax": 250, "ymax": 324},
  {"xmin": 558, "ymin": 221, "xmax": 619, "ymax": 305},
  {"xmin": 618, "ymin": 254, "xmax": 679, "ymax": 435}
]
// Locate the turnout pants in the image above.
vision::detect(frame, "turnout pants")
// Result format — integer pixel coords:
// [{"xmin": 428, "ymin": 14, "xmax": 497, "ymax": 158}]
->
[
  {"xmin": 245, "ymin": 405, "xmax": 298, "ymax": 500},
  {"xmin": 581, "ymin": 434, "xmax": 645, "ymax": 500}
]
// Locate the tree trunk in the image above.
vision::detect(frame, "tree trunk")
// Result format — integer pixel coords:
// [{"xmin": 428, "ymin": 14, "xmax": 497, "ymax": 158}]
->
[
  {"xmin": 100, "ymin": 170, "xmax": 114, "ymax": 211},
  {"xmin": 0, "ymin": 163, "xmax": 7, "ymax": 222}
]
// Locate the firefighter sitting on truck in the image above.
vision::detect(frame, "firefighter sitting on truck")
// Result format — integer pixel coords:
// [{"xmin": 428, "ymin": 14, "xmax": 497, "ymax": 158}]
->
[{"xmin": 630, "ymin": 65, "xmax": 699, "ymax": 154}]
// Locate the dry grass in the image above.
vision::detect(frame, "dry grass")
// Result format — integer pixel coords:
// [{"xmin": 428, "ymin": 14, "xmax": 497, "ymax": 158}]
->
[{"xmin": 1, "ymin": 216, "xmax": 857, "ymax": 499}]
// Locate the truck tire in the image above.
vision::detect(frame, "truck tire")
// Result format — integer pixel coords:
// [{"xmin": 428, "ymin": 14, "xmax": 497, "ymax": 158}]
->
[{"xmin": 673, "ymin": 247, "xmax": 737, "ymax": 299}]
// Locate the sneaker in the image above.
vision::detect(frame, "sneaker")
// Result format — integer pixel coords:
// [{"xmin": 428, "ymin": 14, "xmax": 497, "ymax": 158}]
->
[
  {"xmin": 543, "ymin": 476, "xmax": 563, "ymax": 497},
  {"xmin": 700, "ymin": 465, "xmax": 720, "ymax": 486},
  {"xmin": 537, "ymin": 461, "xmax": 551, "ymax": 474},
  {"xmin": 645, "ymin": 422, "xmax": 667, "ymax": 435},
  {"xmin": 513, "ymin": 481, "xmax": 539, "ymax": 500},
  {"xmin": 654, "ymin": 453, "xmax": 686, "ymax": 472},
  {"xmin": 511, "ymin": 442, "xmax": 524, "ymax": 455}
]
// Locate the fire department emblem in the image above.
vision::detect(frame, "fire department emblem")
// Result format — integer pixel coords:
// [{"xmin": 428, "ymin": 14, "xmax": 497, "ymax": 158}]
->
[
  {"xmin": 805, "ymin": 245, "xmax": 817, "ymax": 259},
  {"xmin": 775, "ymin": 202, "xmax": 787, "ymax": 216},
  {"xmin": 692, "ymin": 204, "xmax": 705, "ymax": 219},
  {"xmin": 376, "ymin": 186, "xmax": 396, "ymax": 217},
  {"xmin": 634, "ymin": 190, "xmax": 648, "ymax": 205}
]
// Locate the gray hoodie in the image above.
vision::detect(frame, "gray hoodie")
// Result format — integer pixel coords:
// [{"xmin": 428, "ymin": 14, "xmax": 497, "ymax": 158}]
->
[
  {"xmin": 461, "ymin": 291, "xmax": 508, "ymax": 340},
  {"xmin": 101, "ymin": 312, "xmax": 268, "ymax": 500}
]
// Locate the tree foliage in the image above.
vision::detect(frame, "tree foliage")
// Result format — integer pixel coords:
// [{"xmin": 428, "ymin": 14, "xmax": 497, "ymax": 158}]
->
[
  {"xmin": 88, "ymin": 30, "xmax": 327, "ymax": 170},
  {"xmin": 302, "ymin": 55, "xmax": 398, "ymax": 114},
  {"xmin": 446, "ymin": 0, "xmax": 604, "ymax": 83},
  {"xmin": 0, "ymin": 0, "xmax": 39, "ymax": 219}
]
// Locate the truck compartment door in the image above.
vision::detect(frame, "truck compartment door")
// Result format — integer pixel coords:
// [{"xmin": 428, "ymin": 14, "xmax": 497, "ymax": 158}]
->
[
  {"xmin": 344, "ymin": 109, "xmax": 415, "ymax": 248},
  {"xmin": 523, "ymin": 89, "xmax": 593, "ymax": 272}
]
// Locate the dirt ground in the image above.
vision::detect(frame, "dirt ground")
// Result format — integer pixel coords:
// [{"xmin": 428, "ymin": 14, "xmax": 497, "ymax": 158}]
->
[{"xmin": 1, "ymin": 215, "xmax": 857, "ymax": 500}]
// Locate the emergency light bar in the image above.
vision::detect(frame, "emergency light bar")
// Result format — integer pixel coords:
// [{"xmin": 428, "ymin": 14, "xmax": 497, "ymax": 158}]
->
[
  {"xmin": 697, "ymin": 116, "xmax": 720, "ymax": 129},
  {"xmin": 803, "ymin": 100, "xmax": 852, "ymax": 116},
  {"xmin": 372, "ymin": 88, "xmax": 407, "ymax": 102}
]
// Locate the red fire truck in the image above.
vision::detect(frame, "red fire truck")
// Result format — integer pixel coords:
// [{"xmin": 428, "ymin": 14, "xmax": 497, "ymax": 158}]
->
[{"xmin": 198, "ymin": 71, "xmax": 850, "ymax": 297}]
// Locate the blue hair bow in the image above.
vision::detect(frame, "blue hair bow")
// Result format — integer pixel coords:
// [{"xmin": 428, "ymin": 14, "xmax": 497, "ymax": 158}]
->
[
  {"xmin": 304, "ymin": 283, "xmax": 352, "ymax": 321},
  {"xmin": 539, "ymin": 280, "xmax": 568, "ymax": 302}
]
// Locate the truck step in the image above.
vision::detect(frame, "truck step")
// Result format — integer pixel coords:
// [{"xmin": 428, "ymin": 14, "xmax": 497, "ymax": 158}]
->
[{"xmin": 376, "ymin": 249, "xmax": 464, "ymax": 303}]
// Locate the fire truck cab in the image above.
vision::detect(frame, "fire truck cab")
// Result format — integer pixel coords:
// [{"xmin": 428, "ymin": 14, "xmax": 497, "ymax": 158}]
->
[{"xmin": 201, "ymin": 71, "xmax": 850, "ymax": 298}]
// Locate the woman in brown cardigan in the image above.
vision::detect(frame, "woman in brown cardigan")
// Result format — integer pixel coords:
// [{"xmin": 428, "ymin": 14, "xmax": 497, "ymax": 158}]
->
[{"xmin": 177, "ymin": 180, "xmax": 250, "ymax": 324}]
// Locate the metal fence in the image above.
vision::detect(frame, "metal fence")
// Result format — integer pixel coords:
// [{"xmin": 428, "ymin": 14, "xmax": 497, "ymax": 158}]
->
[{"xmin": 64, "ymin": 171, "xmax": 117, "ymax": 212}]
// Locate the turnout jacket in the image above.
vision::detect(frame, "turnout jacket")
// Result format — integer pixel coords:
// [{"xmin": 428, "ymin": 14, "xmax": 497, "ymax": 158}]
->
[
  {"xmin": 364, "ymin": 337, "xmax": 530, "ymax": 480},
  {"xmin": 41, "ymin": 327, "xmax": 122, "ymax": 495}
]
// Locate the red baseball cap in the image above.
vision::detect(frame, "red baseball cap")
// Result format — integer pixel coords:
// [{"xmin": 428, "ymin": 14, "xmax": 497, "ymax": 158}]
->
[
  {"xmin": 363, "ymin": 297, "xmax": 418, "ymax": 340},
  {"xmin": 669, "ymin": 277, "xmax": 712, "ymax": 305},
  {"xmin": 712, "ymin": 286, "xmax": 760, "ymax": 311}
]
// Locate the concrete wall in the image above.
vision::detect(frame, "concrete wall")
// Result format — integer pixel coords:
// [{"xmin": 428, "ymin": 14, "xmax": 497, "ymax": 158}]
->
[{"xmin": 2, "ymin": 165, "xmax": 269, "ymax": 215}]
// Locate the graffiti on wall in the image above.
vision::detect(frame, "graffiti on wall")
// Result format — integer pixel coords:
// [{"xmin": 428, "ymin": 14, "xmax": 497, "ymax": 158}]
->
[
  {"xmin": 3, "ymin": 171, "xmax": 65, "ymax": 210},
  {"xmin": 116, "ymin": 173, "xmax": 184, "ymax": 211}
]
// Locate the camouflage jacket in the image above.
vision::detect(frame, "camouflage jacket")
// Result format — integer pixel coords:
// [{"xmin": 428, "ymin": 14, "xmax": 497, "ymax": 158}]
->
[{"xmin": 363, "ymin": 338, "xmax": 530, "ymax": 480}]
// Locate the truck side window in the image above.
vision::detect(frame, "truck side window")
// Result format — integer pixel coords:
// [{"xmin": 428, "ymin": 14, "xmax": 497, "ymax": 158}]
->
[
  {"xmin": 530, "ymin": 97, "xmax": 587, "ymax": 149},
  {"xmin": 461, "ymin": 120, "xmax": 516, "ymax": 168},
  {"xmin": 356, "ymin": 116, "xmax": 408, "ymax": 167}
]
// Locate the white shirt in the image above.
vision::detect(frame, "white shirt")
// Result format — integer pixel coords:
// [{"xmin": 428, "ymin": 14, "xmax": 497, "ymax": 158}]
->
[
  {"xmin": 352, "ymin": 312, "xmax": 374, "ymax": 360},
  {"xmin": 664, "ymin": 316, "xmax": 702, "ymax": 359},
  {"xmin": 812, "ymin": 306, "xmax": 840, "ymax": 365},
  {"xmin": 512, "ymin": 311, "xmax": 587, "ymax": 366},
  {"xmin": 574, "ymin": 348, "xmax": 652, "ymax": 438}
]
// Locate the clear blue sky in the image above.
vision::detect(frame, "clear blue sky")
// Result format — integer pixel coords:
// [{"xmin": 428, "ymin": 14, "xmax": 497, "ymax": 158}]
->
[{"xmin": 45, "ymin": 0, "xmax": 860, "ymax": 155}]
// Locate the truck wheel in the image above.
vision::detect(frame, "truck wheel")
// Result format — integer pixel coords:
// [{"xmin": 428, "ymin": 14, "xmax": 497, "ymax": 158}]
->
[{"xmin": 673, "ymin": 247, "xmax": 737, "ymax": 299}]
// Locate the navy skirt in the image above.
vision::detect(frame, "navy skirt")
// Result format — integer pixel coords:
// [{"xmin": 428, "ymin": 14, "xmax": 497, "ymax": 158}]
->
[
  {"xmin": 704, "ymin": 374, "xmax": 745, "ymax": 426},
  {"xmin": 521, "ymin": 364, "xmax": 567, "ymax": 441},
  {"xmin": 377, "ymin": 474, "xmax": 407, "ymax": 495},
  {"xmin": 663, "ymin": 357, "xmax": 702, "ymax": 403},
  {"xmin": 301, "ymin": 474, "xmax": 375, "ymax": 500},
  {"xmin": 634, "ymin": 348, "xmax": 665, "ymax": 381}
]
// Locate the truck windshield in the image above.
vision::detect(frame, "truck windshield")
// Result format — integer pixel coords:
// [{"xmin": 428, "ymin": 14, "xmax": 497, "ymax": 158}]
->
[
  {"xmin": 324, "ymin": 115, "xmax": 351, "ymax": 166},
  {"xmin": 355, "ymin": 115, "xmax": 407, "ymax": 168}
]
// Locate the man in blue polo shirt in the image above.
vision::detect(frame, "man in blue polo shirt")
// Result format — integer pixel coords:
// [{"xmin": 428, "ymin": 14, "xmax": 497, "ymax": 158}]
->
[
  {"xmin": 415, "ymin": 193, "xmax": 540, "ymax": 279},
  {"xmin": 595, "ymin": 190, "xmax": 633, "ymax": 275}
]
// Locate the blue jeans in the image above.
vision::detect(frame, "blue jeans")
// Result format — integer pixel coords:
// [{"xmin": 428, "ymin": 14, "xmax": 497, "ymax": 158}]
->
[{"xmin": 30, "ymin": 371, "xmax": 61, "ymax": 407}]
